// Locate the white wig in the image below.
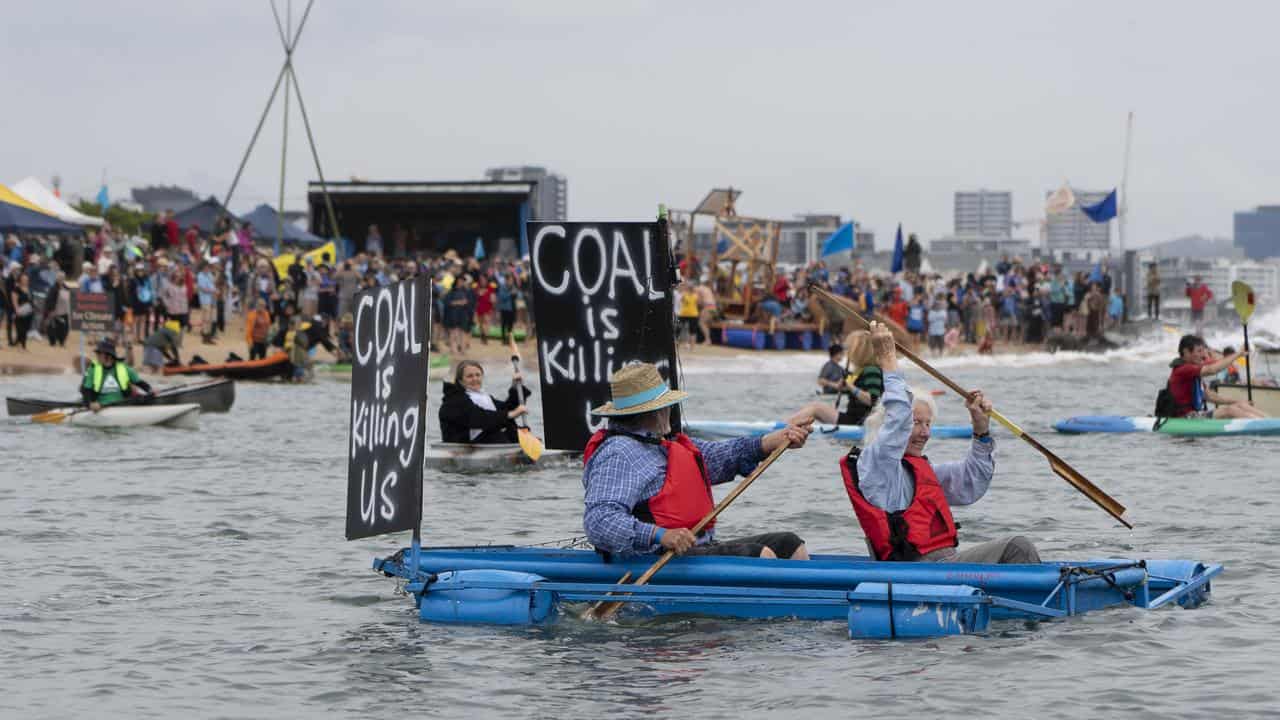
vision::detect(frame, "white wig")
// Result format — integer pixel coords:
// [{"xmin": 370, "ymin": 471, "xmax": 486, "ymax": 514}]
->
[{"xmin": 861, "ymin": 388, "xmax": 936, "ymax": 447}]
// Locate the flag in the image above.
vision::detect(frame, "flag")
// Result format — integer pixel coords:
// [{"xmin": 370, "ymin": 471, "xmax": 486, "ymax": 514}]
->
[
  {"xmin": 1088, "ymin": 262, "xmax": 1103, "ymax": 284},
  {"xmin": 1046, "ymin": 183, "xmax": 1075, "ymax": 215},
  {"xmin": 96, "ymin": 184, "xmax": 109, "ymax": 210},
  {"xmin": 820, "ymin": 222, "xmax": 855, "ymax": 257},
  {"xmin": 474, "ymin": 237, "xmax": 485, "ymax": 259},
  {"xmin": 715, "ymin": 233, "xmax": 730, "ymax": 254},
  {"xmin": 891, "ymin": 223, "xmax": 904, "ymax": 273},
  {"xmin": 1079, "ymin": 189, "xmax": 1118, "ymax": 223}
]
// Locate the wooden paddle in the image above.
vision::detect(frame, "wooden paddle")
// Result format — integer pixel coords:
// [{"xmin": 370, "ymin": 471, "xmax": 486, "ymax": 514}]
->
[
  {"xmin": 810, "ymin": 284, "xmax": 1131, "ymax": 529},
  {"xmin": 32, "ymin": 391, "xmax": 151, "ymax": 424},
  {"xmin": 1231, "ymin": 280, "xmax": 1256, "ymax": 403},
  {"xmin": 586, "ymin": 445, "xmax": 789, "ymax": 622},
  {"xmin": 508, "ymin": 338, "xmax": 544, "ymax": 462}
]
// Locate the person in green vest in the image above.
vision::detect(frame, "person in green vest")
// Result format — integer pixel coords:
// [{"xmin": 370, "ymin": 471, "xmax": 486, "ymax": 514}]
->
[{"xmin": 80, "ymin": 338, "xmax": 153, "ymax": 411}]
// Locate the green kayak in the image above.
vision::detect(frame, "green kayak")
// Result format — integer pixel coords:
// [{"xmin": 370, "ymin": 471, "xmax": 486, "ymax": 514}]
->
[{"xmin": 470, "ymin": 326, "xmax": 528, "ymax": 341}]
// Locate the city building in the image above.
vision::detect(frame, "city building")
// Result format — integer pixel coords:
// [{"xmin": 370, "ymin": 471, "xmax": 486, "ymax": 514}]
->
[
  {"xmin": 1045, "ymin": 188, "xmax": 1111, "ymax": 257},
  {"xmin": 1233, "ymin": 205, "xmax": 1280, "ymax": 260},
  {"xmin": 130, "ymin": 185, "xmax": 201, "ymax": 214},
  {"xmin": 484, "ymin": 166, "xmax": 567, "ymax": 220},
  {"xmin": 954, "ymin": 189, "xmax": 1012, "ymax": 237}
]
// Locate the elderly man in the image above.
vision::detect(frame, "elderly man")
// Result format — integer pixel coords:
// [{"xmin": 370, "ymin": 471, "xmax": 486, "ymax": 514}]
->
[
  {"xmin": 839, "ymin": 321, "xmax": 1040, "ymax": 564},
  {"xmin": 583, "ymin": 362, "xmax": 812, "ymax": 561}
]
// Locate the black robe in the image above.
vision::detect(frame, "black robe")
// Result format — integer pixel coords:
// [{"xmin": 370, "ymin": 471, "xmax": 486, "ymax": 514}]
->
[{"xmin": 438, "ymin": 380, "xmax": 531, "ymax": 444}]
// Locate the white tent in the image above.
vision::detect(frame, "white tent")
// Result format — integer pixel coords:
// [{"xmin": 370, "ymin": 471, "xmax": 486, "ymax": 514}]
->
[{"xmin": 10, "ymin": 176, "xmax": 105, "ymax": 227}]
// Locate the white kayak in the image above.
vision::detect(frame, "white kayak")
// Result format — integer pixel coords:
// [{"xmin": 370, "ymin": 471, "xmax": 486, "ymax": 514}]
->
[
  {"xmin": 425, "ymin": 443, "xmax": 574, "ymax": 473},
  {"xmin": 56, "ymin": 403, "xmax": 202, "ymax": 430}
]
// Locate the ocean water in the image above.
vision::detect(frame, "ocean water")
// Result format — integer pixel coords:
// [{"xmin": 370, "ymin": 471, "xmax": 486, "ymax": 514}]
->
[{"xmin": 3, "ymin": 324, "xmax": 1278, "ymax": 718}]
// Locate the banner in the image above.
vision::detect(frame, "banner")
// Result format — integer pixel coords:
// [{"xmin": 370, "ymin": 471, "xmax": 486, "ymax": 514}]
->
[
  {"xmin": 528, "ymin": 221, "xmax": 679, "ymax": 451},
  {"xmin": 70, "ymin": 291, "xmax": 115, "ymax": 332},
  {"xmin": 272, "ymin": 241, "xmax": 338, "ymax": 278},
  {"xmin": 345, "ymin": 276, "xmax": 430, "ymax": 541}
]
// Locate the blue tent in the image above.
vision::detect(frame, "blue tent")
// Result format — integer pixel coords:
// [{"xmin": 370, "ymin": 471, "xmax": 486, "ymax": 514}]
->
[
  {"xmin": 241, "ymin": 204, "xmax": 326, "ymax": 247},
  {"xmin": 0, "ymin": 199, "xmax": 83, "ymax": 234},
  {"xmin": 170, "ymin": 196, "xmax": 236, "ymax": 235}
]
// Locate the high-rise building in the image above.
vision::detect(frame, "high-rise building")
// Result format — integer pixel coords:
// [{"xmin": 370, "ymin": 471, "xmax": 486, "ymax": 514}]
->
[
  {"xmin": 1233, "ymin": 206, "xmax": 1280, "ymax": 260},
  {"xmin": 1045, "ymin": 188, "xmax": 1110, "ymax": 254},
  {"xmin": 484, "ymin": 166, "xmax": 567, "ymax": 220},
  {"xmin": 954, "ymin": 189, "xmax": 1012, "ymax": 237}
]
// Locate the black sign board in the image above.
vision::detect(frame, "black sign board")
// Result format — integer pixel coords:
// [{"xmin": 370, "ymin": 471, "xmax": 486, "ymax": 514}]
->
[
  {"xmin": 529, "ymin": 220, "xmax": 679, "ymax": 451},
  {"xmin": 71, "ymin": 291, "xmax": 115, "ymax": 332},
  {"xmin": 345, "ymin": 276, "xmax": 431, "ymax": 541}
]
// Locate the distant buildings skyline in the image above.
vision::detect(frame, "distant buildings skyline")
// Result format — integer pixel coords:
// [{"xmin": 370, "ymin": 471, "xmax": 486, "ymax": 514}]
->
[
  {"xmin": 1045, "ymin": 188, "xmax": 1111, "ymax": 254},
  {"xmin": 483, "ymin": 165, "xmax": 567, "ymax": 221},
  {"xmin": 953, "ymin": 189, "xmax": 1012, "ymax": 237}
]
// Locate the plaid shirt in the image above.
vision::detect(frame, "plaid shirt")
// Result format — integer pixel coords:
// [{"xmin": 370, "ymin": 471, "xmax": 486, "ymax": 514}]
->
[{"xmin": 583, "ymin": 431, "xmax": 765, "ymax": 557}]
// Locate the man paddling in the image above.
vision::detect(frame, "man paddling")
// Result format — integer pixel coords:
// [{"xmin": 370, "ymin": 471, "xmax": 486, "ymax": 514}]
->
[
  {"xmin": 840, "ymin": 321, "xmax": 1041, "ymax": 564},
  {"xmin": 1165, "ymin": 334, "xmax": 1264, "ymax": 419},
  {"xmin": 582, "ymin": 363, "xmax": 812, "ymax": 560},
  {"xmin": 80, "ymin": 339, "xmax": 153, "ymax": 412}
]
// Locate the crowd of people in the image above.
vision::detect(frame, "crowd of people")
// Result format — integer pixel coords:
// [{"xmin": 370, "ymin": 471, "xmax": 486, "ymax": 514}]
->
[{"xmin": 0, "ymin": 220, "xmax": 535, "ymax": 378}]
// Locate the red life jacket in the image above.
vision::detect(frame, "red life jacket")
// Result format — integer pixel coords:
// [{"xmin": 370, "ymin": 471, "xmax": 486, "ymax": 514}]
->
[
  {"xmin": 583, "ymin": 429, "xmax": 716, "ymax": 532},
  {"xmin": 839, "ymin": 448, "xmax": 958, "ymax": 561}
]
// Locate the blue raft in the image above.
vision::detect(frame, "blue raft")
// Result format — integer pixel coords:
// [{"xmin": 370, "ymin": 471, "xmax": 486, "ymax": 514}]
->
[
  {"xmin": 375, "ymin": 546, "xmax": 1222, "ymax": 639},
  {"xmin": 685, "ymin": 419, "xmax": 973, "ymax": 441}
]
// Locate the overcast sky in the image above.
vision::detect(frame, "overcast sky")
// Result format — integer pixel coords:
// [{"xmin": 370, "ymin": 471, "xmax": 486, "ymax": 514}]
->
[{"xmin": 4, "ymin": 1, "xmax": 1277, "ymax": 249}]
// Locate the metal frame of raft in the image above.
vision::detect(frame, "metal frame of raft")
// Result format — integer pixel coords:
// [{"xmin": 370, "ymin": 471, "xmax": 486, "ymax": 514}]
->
[{"xmin": 374, "ymin": 546, "xmax": 1222, "ymax": 639}]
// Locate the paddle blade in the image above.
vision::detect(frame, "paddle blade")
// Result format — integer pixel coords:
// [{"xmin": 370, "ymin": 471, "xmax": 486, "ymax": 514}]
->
[
  {"xmin": 517, "ymin": 427, "xmax": 544, "ymax": 462},
  {"xmin": 1232, "ymin": 280, "xmax": 1256, "ymax": 324},
  {"xmin": 1046, "ymin": 452, "xmax": 1131, "ymax": 529},
  {"xmin": 31, "ymin": 410, "xmax": 68, "ymax": 424}
]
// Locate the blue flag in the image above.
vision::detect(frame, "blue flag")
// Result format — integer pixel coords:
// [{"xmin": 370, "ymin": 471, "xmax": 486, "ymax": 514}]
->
[
  {"xmin": 1080, "ymin": 189, "xmax": 1117, "ymax": 223},
  {"xmin": 96, "ymin": 184, "xmax": 109, "ymax": 210},
  {"xmin": 715, "ymin": 233, "xmax": 730, "ymax": 254},
  {"xmin": 474, "ymin": 237, "xmax": 485, "ymax": 259},
  {"xmin": 820, "ymin": 222, "xmax": 855, "ymax": 257},
  {"xmin": 891, "ymin": 223, "xmax": 904, "ymax": 273}
]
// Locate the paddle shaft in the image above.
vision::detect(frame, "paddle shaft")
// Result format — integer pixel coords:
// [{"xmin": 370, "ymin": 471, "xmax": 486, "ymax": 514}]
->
[
  {"xmin": 1244, "ymin": 324, "xmax": 1253, "ymax": 403},
  {"xmin": 810, "ymin": 285, "xmax": 1130, "ymax": 529},
  {"xmin": 590, "ymin": 445, "xmax": 789, "ymax": 620}
]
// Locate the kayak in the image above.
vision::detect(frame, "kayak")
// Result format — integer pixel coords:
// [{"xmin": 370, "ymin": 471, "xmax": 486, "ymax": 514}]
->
[
  {"xmin": 7, "ymin": 378, "xmax": 235, "ymax": 416},
  {"xmin": 373, "ymin": 545, "xmax": 1221, "ymax": 639},
  {"xmin": 1054, "ymin": 415, "xmax": 1280, "ymax": 436},
  {"xmin": 425, "ymin": 443, "xmax": 573, "ymax": 473},
  {"xmin": 163, "ymin": 352, "xmax": 291, "ymax": 381},
  {"xmin": 685, "ymin": 419, "xmax": 973, "ymax": 441},
  {"xmin": 1213, "ymin": 383, "xmax": 1280, "ymax": 417},
  {"xmin": 317, "ymin": 354, "xmax": 451, "ymax": 379},
  {"xmin": 45, "ymin": 403, "xmax": 201, "ymax": 430}
]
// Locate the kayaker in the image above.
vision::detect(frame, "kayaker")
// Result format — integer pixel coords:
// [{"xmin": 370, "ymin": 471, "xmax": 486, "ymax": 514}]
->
[
  {"xmin": 1163, "ymin": 335, "xmax": 1264, "ymax": 419},
  {"xmin": 142, "ymin": 320, "xmax": 183, "ymax": 373},
  {"xmin": 81, "ymin": 338, "xmax": 153, "ymax": 412},
  {"xmin": 794, "ymin": 331, "xmax": 883, "ymax": 426},
  {"xmin": 840, "ymin": 321, "xmax": 1041, "ymax": 564},
  {"xmin": 582, "ymin": 362, "xmax": 813, "ymax": 560},
  {"xmin": 817, "ymin": 343, "xmax": 846, "ymax": 394},
  {"xmin": 439, "ymin": 360, "xmax": 530, "ymax": 444}
]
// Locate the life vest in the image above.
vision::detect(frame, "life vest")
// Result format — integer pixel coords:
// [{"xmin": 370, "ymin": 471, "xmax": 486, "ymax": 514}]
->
[
  {"xmin": 840, "ymin": 448, "xmax": 958, "ymax": 561},
  {"xmin": 90, "ymin": 361, "xmax": 132, "ymax": 395},
  {"xmin": 583, "ymin": 429, "xmax": 716, "ymax": 533}
]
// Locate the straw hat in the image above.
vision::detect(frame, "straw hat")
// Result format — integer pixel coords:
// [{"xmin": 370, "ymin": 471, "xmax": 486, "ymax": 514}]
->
[{"xmin": 590, "ymin": 363, "xmax": 688, "ymax": 416}]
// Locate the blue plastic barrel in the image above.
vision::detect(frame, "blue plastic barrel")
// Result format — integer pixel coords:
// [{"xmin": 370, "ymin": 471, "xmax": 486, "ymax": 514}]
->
[
  {"xmin": 419, "ymin": 570, "xmax": 556, "ymax": 625},
  {"xmin": 847, "ymin": 582, "xmax": 990, "ymax": 638},
  {"xmin": 723, "ymin": 327, "xmax": 766, "ymax": 350}
]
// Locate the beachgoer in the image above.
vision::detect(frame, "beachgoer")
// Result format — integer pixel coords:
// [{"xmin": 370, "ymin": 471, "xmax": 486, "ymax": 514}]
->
[
  {"xmin": 80, "ymin": 339, "xmax": 153, "ymax": 411},
  {"xmin": 286, "ymin": 316, "xmax": 310, "ymax": 383},
  {"xmin": 1186, "ymin": 275, "xmax": 1213, "ymax": 334},
  {"xmin": 1145, "ymin": 264, "xmax": 1161, "ymax": 320},
  {"xmin": 840, "ymin": 321, "xmax": 1041, "ymax": 564},
  {"xmin": 696, "ymin": 280, "xmax": 718, "ymax": 344},
  {"xmin": 244, "ymin": 299, "xmax": 272, "ymax": 361},
  {"xmin": 676, "ymin": 282, "xmax": 701, "ymax": 349},
  {"xmin": 9, "ymin": 273, "xmax": 33, "ymax": 349},
  {"xmin": 927, "ymin": 294, "xmax": 947, "ymax": 355},
  {"xmin": 582, "ymin": 362, "xmax": 813, "ymax": 560},
  {"xmin": 438, "ymin": 359, "xmax": 529, "ymax": 444},
  {"xmin": 1164, "ymin": 334, "xmax": 1264, "ymax": 419},
  {"xmin": 142, "ymin": 320, "xmax": 183, "ymax": 373},
  {"xmin": 817, "ymin": 343, "xmax": 846, "ymax": 394}
]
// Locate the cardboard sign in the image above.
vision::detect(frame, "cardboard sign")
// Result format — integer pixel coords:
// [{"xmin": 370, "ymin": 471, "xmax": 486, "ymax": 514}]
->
[
  {"xmin": 345, "ymin": 276, "xmax": 431, "ymax": 541},
  {"xmin": 71, "ymin": 291, "xmax": 115, "ymax": 332},
  {"xmin": 528, "ymin": 221, "xmax": 679, "ymax": 451}
]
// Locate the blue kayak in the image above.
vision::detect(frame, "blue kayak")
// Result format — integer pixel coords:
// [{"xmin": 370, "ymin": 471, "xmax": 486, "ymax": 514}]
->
[
  {"xmin": 685, "ymin": 419, "xmax": 973, "ymax": 441},
  {"xmin": 1054, "ymin": 415, "xmax": 1280, "ymax": 436},
  {"xmin": 374, "ymin": 545, "xmax": 1221, "ymax": 639}
]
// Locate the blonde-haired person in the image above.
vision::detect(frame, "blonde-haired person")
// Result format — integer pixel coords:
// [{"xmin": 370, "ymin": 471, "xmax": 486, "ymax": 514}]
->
[
  {"xmin": 790, "ymin": 330, "xmax": 884, "ymax": 427},
  {"xmin": 839, "ymin": 321, "xmax": 1040, "ymax": 564}
]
